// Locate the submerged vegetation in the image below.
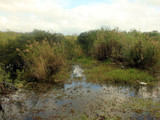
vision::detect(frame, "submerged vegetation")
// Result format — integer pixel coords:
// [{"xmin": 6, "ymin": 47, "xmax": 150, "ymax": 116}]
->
[{"xmin": 0, "ymin": 28, "xmax": 160, "ymax": 89}]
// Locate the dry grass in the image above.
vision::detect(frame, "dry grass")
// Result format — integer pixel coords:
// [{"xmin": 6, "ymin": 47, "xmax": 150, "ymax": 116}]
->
[{"xmin": 22, "ymin": 40, "xmax": 66, "ymax": 82}]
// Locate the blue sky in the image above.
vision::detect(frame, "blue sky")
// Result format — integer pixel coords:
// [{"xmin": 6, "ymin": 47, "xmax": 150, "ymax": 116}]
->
[
  {"xmin": 66, "ymin": 0, "xmax": 112, "ymax": 8},
  {"xmin": 0, "ymin": 0, "xmax": 159, "ymax": 34}
]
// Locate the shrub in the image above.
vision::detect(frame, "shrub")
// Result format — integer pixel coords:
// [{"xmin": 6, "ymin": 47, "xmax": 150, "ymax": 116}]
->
[
  {"xmin": 95, "ymin": 42, "xmax": 108, "ymax": 60},
  {"xmin": 127, "ymin": 40, "xmax": 159, "ymax": 69},
  {"xmin": 0, "ymin": 65, "xmax": 11, "ymax": 83},
  {"xmin": 0, "ymin": 37, "xmax": 29, "ymax": 79},
  {"xmin": 18, "ymin": 30, "xmax": 64, "ymax": 44},
  {"xmin": 94, "ymin": 28, "xmax": 123, "ymax": 61},
  {"xmin": 77, "ymin": 31, "xmax": 97, "ymax": 55},
  {"xmin": 0, "ymin": 30, "xmax": 65, "ymax": 80},
  {"xmin": 21, "ymin": 40, "xmax": 66, "ymax": 81},
  {"xmin": 95, "ymin": 39, "xmax": 122, "ymax": 61}
]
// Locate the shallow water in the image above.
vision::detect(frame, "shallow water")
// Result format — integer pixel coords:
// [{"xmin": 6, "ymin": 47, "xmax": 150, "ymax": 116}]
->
[{"xmin": 0, "ymin": 65, "xmax": 160, "ymax": 120}]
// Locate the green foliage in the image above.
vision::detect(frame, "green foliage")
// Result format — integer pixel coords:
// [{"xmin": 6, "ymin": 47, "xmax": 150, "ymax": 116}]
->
[
  {"xmin": 77, "ymin": 30, "xmax": 97, "ymax": 55},
  {"xmin": 0, "ymin": 36, "xmax": 30, "ymax": 79},
  {"xmin": 22, "ymin": 29, "xmax": 64, "ymax": 43},
  {"xmin": 77, "ymin": 28, "xmax": 160, "ymax": 69},
  {"xmin": 77, "ymin": 28, "xmax": 124, "ymax": 61},
  {"xmin": 0, "ymin": 28, "xmax": 160, "ymax": 85},
  {"xmin": 106, "ymin": 68, "xmax": 154, "ymax": 84},
  {"xmin": 0, "ymin": 30, "xmax": 65, "ymax": 80},
  {"xmin": 95, "ymin": 39, "xmax": 122, "ymax": 61},
  {"xmin": 0, "ymin": 31, "xmax": 20, "ymax": 45},
  {"xmin": 85, "ymin": 64, "xmax": 154, "ymax": 85},
  {"xmin": 126, "ymin": 40, "xmax": 159, "ymax": 69},
  {"xmin": 74, "ymin": 57, "xmax": 97, "ymax": 68},
  {"xmin": 0, "ymin": 65, "xmax": 12, "ymax": 83}
]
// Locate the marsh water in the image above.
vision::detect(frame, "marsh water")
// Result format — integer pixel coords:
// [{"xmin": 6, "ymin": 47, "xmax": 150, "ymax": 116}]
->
[{"xmin": 0, "ymin": 65, "xmax": 160, "ymax": 120}]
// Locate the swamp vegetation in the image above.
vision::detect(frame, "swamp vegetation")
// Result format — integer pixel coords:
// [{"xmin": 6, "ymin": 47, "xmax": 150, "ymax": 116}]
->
[{"xmin": 0, "ymin": 28, "xmax": 160, "ymax": 119}]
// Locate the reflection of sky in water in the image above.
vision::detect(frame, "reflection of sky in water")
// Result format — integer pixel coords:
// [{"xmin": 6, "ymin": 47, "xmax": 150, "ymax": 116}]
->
[
  {"xmin": 64, "ymin": 81, "xmax": 102, "ymax": 90},
  {"xmin": 0, "ymin": 65, "xmax": 160, "ymax": 119}
]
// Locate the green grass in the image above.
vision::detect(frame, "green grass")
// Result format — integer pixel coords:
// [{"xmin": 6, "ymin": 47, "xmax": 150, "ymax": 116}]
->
[
  {"xmin": 72, "ymin": 57, "xmax": 98, "ymax": 67},
  {"xmin": 73, "ymin": 57, "xmax": 155, "ymax": 85},
  {"xmin": 85, "ymin": 63, "xmax": 155, "ymax": 85}
]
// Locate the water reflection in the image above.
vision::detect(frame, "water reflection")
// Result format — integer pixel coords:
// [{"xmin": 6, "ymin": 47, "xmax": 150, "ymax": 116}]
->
[{"xmin": 0, "ymin": 65, "xmax": 159, "ymax": 119}]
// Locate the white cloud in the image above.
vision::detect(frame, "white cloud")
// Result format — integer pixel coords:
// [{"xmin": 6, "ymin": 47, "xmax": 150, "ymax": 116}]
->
[
  {"xmin": 0, "ymin": 0, "xmax": 159, "ymax": 34},
  {"xmin": 138, "ymin": 0, "xmax": 160, "ymax": 7}
]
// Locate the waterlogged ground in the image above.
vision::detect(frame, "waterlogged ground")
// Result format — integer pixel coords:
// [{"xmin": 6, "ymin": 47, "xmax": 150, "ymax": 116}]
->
[{"xmin": 0, "ymin": 65, "xmax": 160, "ymax": 120}]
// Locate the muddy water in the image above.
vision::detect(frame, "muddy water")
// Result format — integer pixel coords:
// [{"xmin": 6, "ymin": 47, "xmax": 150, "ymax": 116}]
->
[{"xmin": 0, "ymin": 65, "xmax": 160, "ymax": 120}]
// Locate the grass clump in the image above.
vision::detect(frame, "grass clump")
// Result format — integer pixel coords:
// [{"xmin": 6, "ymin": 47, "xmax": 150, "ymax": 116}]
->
[
  {"xmin": 106, "ymin": 68, "xmax": 154, "ymax": 84},
  {"xmin": 21, "ymin": 40, "xmax": 66, "ymax": 82},
  {"xmin": 73, "ymin": 57, "xmax": 98, "ymax": 68},
  {"xmin": 85, "ymin": 64, "xmax": 154, "ymax": 85}
]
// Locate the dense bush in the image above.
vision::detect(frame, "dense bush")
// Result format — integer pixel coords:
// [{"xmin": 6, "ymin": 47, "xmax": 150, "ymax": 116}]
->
[
  {"xmin": 77, "ymin": 28, "xmax": 123, "ymax": 61},
  {"xmin": 77, "ymin": 30, "xmax": 97, "ymax": 55},
  {"xmin": 95, "ymin": 42, "xmax": 108, "ymax": 60},
  {"xmin": 95, "ymin": 39, "xmax": 122, "ymax": 61},
  {"xmin": 0, "ymin": 30, "xmax": 65, "ymax": 80},
  {"xmin": 30, "ymin": 29, "xmax": 64, "ymax": 43},
  {"xmin": 0, "ymin": 28, "xmax": 160, "ymax": 84},
  {"xmin": 126, "ymin": 40, "xmax": 159, "ymax": 69},
  {"xmin": 20, "ymin": 40, "xmax": 66, "ymax": 81},
  {"xmin": 0, "ymin": 65, "xmax": 11, "ymax": 83},
  {"xmin": 0, "ymin": 37, "xmax": 29, "ymax": 79},
  {"xmin": 77, "ymin": 28, "xmax": 160, "ymax": 68}
]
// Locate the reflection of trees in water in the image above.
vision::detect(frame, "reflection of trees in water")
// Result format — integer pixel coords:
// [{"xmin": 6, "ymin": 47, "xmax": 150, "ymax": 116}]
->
[
  {"xmin": 0, "ymin": 100, "xmax": 4, "ymax": 119},
  {"xmin": 0, "ymin": 100, "xmax": 3, "ymax": 111},
  {"xmin": 0, "ymin": 87, "xmax": 63, "ymax": 120}
]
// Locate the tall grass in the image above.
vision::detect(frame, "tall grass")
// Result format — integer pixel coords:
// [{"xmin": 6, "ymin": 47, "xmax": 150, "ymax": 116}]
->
[
  {"xmin": 0, "ymin": 28, "xmax": 160, "ymax": 85},
  {"xmin": 94, "ymin": 30, "xmax": 122, "ymax": 61},
  {"xmin": 126, "ymin": 40, "xmax": 159, "ymax": 69},
  {"xmin": 21, "ymin": 40, "xmax": 66, "ymax": 82},
  {"xmin": 77, "ymin": 28, "xmax": 160, "ymax": 69},
  {"xmin": 0, "ymin": 30, "xmax": 67, "ymax": 82}
]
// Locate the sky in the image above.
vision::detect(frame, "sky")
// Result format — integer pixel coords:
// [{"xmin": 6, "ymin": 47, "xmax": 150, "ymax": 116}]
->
[{"xmin": 0, "ymin": 0, "xmax": 159, "ymax": 34}]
